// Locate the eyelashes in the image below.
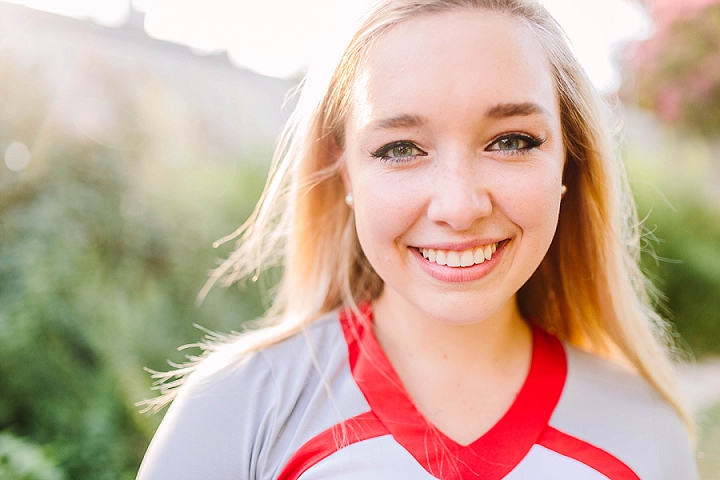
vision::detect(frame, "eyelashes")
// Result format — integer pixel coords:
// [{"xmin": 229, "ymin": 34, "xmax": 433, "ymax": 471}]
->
[
  {"xmin": 486, "ymin": 133, "xmax": 545, "ymax": 153},
  {"xmin": 370, "ymin": 141, "xmax": 428, "ymax": 163},
  {"xmin": 369, "ymin": 133, "xmax": 545, "ymax": 164}
]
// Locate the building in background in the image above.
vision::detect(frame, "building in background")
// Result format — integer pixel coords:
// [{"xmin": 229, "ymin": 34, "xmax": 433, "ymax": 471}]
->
[{"xmin": 0, "ymin": 1, "xmax": 295, "ymax": 167}]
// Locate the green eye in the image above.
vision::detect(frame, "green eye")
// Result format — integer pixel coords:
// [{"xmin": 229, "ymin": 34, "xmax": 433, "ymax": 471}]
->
[
  {"xmin": 372, "ymin": 141, "xmax": 428, "ymax": 163},
  {"xmin": 488, "ymin": 134, "xmax": 544, "ymax": 153},
  {"xmin": 496, "ymin": 137, "xmax": 524, "ymax": 150},
  {"xmin": 390, "ymin": 144, "xmax": 419, "ymax": 158}
]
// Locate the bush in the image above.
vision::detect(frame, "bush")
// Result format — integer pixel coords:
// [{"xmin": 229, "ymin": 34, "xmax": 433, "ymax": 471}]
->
[
  {"xmin": 635, "ymin": 187, "xmax": 720, "ymax": 357},
  {"xmin": 0, "ymin": 432, "xmax": 64, "ymax": 480},
  {"xmin": 0, "ymin": 57, "xmax": 270, "ymax": 479}
]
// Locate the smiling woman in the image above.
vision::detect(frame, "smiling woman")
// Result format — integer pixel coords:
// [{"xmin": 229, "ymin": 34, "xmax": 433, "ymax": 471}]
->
[
  {"xmin": 136, "ymin": 1, "xmax": 698, "ymax": 479},
  {"xmin": 341, "ymin": 10, "xmax": 563, "ymax": 333}
]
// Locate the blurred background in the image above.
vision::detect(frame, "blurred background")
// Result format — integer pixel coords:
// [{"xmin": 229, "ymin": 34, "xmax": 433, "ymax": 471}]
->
[{"xmin": 0, "ymin": 0, "xmax": 719, "ymax": 478}]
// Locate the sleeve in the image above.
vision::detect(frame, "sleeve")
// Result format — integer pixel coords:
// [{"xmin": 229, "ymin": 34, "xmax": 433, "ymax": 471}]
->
[
  {"xmin": 136, "ymin": 349, "xmax": 278, "ymax": 480},
  {"xmin": 653, "ymin": 397, "xmax": 699, "ymax": 480}
]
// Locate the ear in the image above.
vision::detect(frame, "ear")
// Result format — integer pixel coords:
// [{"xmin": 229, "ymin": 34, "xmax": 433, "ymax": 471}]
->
[
  {"xmin": 330, "ymin": 135, "xmax": 352, "ymax": 194},
  {"xmin": 340, "ymin": 162, "xmax": 352, "ymax": 195}
]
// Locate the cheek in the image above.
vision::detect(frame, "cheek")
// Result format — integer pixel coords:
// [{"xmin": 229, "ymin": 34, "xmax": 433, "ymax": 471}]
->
[
  {"xmin": 352, "ymin": 173, "xmax": 423, "ymax": 258},
  {"xmin": 500, "ymin": 168, "xmax": 562, "ymax": 238}
]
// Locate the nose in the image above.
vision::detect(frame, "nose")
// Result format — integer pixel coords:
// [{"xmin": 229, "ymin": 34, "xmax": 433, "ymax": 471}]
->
[{"xmin": 426, "ymin": 153, "xmax": 492, "ymax": 231}]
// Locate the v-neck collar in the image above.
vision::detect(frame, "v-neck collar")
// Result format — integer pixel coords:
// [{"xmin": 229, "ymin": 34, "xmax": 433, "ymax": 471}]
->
[{"xmin": 340, "ymin": 302, "xmax": 567, "ymax": 479}]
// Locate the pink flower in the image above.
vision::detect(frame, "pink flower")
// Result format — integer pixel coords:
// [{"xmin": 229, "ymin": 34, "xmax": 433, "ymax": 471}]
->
[
  {"xmin": 656, "ymin": 86, "xmax": 683, "ymax": 122},
  {"xmin": 652, "ymin": 0, "xmax": 720, "ymax": 27}
]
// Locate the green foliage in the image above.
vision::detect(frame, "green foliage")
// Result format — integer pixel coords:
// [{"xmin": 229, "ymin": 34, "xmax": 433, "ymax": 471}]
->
[
  {"xmin": 0, "ymin": 432, "xmax": 65, "ymax": 480},
  {"xmin": 635, "ymin": 187, "xmax": 720, "ymax": 357},
  {"xmin": 621, "ymin": 0, "xmax": 720, "ymax": 354},
  {"xmin": 0, "ymin": 58, "xmax": 270, "ymax": 478}
]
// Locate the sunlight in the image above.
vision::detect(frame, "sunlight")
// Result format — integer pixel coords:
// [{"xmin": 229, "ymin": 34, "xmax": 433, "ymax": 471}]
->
[
  {"xmin": 3, "ymin": 0, "xmax": 129, "ymax": 26},
  {"xmin": 3, "ymin": 0, "xmax": 650, "ymax": 89}
]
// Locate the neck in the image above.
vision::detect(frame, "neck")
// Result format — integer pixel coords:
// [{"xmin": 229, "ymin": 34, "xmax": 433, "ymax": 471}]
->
[{"xmin": 371, "ymin": 290, "xmax": 531, "ymax": 369}]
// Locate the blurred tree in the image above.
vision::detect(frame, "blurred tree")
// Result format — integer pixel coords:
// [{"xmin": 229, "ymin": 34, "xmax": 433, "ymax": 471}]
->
[
  {"xmin": 621, "ymin": 0, "xmax": 720, "ymax": 137},
  {"xmin": 635, "ymin": 189, "xmax": 720, "ymax": 356},
  {"xmin": 0, "ymin": 52, "xmax": 270, "ymax": 478},
  {"xmin": 0, "ymin": 432, "xmax": 65, "ymax": 480},
  {"xmin": 620, "ymin": 0, "xmax": 720, "ymax": 358}
]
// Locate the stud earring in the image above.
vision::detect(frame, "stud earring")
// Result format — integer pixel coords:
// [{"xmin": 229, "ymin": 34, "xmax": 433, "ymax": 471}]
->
[
  {"xmin": 345, "ymin": 193, "xmax": 354, "ymax": 208},
  {"xmin": 561, "ymin": 185, "xmax": 567, "ymax": 197}
]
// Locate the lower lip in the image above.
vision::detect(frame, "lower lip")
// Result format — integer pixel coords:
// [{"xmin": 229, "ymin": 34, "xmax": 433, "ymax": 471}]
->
[{"xmin": 411, "ymin": 242, "xmax": 507, "ymax": 283}]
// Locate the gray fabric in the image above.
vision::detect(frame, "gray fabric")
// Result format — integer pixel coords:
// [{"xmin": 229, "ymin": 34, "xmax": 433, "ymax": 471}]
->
[
  {"xmin": 299, "ymin": 435, "xmax": 437, "ymax": 479},
  {"xmin": 505, "ymin": 445, "xmax": 609, "ymax": 479},
  {"xmin": 653, "ymin": 392, "xmax": 699, "ymax": 479},
  {"xmin": 137, "ymin": 313, "xmax": 698, "ymax": 479},
  {"xmin": 550, "ymin": 346, "xmax": 698, "ymax": 480},
  {"xmin": 136, "ymin": 314, "xmax": 369, "ymax": 480}
]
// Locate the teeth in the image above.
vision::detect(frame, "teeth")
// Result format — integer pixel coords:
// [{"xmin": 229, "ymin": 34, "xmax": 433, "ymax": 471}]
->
[
  {"xmin": 474, "ymin": 248, "xmax": 485, "ymax": 264},
  {"xmin": 419, "ymin": 243, "xmax": 500, "ymax": 268},
  {"xmin": 446, "ymin": 251, "xmax": 460, "ymax": 267}
]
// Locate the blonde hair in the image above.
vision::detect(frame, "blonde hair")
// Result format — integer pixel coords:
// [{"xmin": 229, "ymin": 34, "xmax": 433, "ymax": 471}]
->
[{"xmin": 144, "ymin": 0, "xmax": 693, "ymax": 435}]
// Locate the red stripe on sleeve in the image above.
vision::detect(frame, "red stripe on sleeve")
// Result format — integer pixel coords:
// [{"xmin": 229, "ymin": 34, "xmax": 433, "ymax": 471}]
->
[
  {"xmin": 276, "ymin": 411, "xmax": 389, "ymax": 480},
  {"xmin": 538, "ymin": 426, "xmax": 641, "ymax": 480}
]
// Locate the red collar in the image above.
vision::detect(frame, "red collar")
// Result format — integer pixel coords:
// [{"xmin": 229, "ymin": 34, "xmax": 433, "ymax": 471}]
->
[{"xmin": 340, "ymin": 302, "xmax": 567, "ymax": 479}]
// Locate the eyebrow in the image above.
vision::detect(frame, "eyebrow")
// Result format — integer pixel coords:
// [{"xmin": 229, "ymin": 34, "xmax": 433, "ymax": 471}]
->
[
  {"xmin": 485, "ymin": 102, "xmax": 548, "ymax": 118},
  {"xmin": 373, "ymin": 114, "xmax": 428, "ymax": 130},
  {"xmin": 368, "ymin": 102, "xmax": 548, "ymax": 131}
]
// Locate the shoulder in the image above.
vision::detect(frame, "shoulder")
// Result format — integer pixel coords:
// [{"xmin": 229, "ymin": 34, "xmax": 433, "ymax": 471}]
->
[
  {"xmin": 137, "ymin": 311, "xmax": 351, "ymax": 480},
  {"xmin": 177, "ymin": 311, "xmax": 346, "ymax": 413},
  {"xmin": 549, "ymin": 344, "xmax": 698, "ymax": 479}
]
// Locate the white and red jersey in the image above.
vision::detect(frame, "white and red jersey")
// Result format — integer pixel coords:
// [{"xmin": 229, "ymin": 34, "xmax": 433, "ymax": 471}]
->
[{"xmin": 137, "ymin": 304, "xmax": 697, "ymax": 479}]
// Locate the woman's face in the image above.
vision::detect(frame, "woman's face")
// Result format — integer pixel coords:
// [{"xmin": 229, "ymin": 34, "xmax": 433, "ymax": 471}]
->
[{"xmin": 340, "ymin": 9, "xmax": 565, "ymax": 325}]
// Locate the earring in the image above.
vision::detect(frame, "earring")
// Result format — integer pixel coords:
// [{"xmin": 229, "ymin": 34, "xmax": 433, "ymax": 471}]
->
[
  {"xmin": 561, "ymin": 185, "xmax": 567, "ymax": 197},
  {"xmin": 345, "ymin": 193, "xmax": 354, "ymax": 207}
]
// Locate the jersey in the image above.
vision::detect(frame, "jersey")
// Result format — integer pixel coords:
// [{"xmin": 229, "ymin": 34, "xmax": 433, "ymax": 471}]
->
[{"xmin": 136, "ymin": 304, "xmax": 698, "ymax": 479}]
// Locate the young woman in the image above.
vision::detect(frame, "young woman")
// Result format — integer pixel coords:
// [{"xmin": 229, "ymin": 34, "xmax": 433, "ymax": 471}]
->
[{"xmin": 137, "ymin": 1, "xmax": 698, "ymax": 478}]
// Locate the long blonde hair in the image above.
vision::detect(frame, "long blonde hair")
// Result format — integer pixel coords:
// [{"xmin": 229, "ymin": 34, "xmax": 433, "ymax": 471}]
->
[{"xmin": 144, "ymin": 0, "xmax": 693, "ymax": 435}]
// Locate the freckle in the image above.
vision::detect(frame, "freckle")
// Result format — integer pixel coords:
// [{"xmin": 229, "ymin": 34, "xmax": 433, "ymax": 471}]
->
[{"xmin": 442, "ymin": 354, "xmax": 448, "ymax": 360}]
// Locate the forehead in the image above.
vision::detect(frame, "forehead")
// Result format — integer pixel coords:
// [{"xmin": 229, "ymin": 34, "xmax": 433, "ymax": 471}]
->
[{"xmin": 350, "ymin": 9, "xmax": 558, "ymax": 129}]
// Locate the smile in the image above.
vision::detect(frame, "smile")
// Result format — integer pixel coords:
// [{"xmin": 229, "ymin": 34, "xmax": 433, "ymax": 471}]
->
[{"xmin": 419, "ymin": 242, "xmax": 499, "ymax": 268}]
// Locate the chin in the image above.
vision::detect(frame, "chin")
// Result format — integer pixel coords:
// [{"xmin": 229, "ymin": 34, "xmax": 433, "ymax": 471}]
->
[{"xmin": 395, "ymin": 291, "xmax": 518, "ymax": 327}]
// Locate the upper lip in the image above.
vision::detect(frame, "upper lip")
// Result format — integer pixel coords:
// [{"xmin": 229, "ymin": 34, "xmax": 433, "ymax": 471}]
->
[{"xmin": 412, "ymin": 239, "xmax": 506, "ymax": 251}]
